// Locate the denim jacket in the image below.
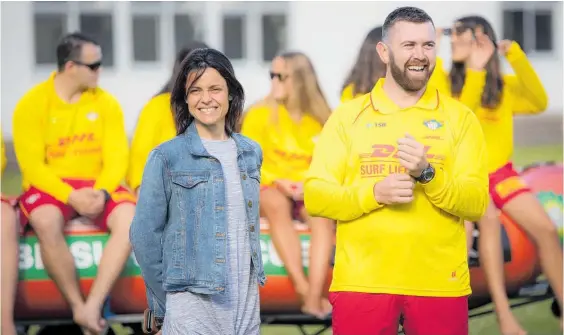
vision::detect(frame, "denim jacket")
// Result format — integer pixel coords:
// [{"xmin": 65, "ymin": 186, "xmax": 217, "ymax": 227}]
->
[{"xmin": 129, "ymin": 122, "xmax": 266, "ymax": 318}]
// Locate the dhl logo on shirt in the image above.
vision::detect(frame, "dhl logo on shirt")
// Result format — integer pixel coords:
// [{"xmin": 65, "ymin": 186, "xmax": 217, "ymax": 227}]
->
[
  {"xmin": 47, "ymin": 132, "xmax": 100, "ymax": 159},
  {"xmin": 359, "ymin": 144, "xmax": 445, "ymax": 178},
  {"xmin": 58, "ymin": 133, "xmax": 95, "ymax": 146}
]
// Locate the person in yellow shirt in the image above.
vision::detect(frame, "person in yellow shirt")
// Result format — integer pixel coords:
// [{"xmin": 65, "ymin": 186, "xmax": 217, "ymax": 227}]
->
[
  {"xmin": 1, "ymin": 132, "xmax": 20, "ymax": 335},
  {"xmin": 127, "ymin": 41, "xmax": 209, "ymax": 194},
  {"xmin": 305, "ymin": 7, "xmax": 488, "ymax": 334},
  {"xmin": 430, "ymin": 16, "xmax": 563, "ymax": 334},
  {"xmin": 340, "ymin": 26, "xmax": 386, "ymax": 103},
  {"xmin": 241, "ymin": 51, "xmax": 334, "ymax": 319},
  {"xmin": 12, "ymin": 32, "xmax": 135, "ymax": 334}
]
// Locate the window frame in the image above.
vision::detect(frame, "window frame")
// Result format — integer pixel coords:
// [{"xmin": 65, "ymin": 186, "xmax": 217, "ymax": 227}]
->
[
  {"xmin": 32, "ymin": 1, "xmax": 117, "ymax": 71},
  {"xmin": 130, "ymin": 2, "xmax": 164, "ymax": 66},
  {"xmin": 501, "ymin": 1, "xmax": 557, "ymax": 57},
  {"xmin": 219, "ymin": 1, "xmax": 289, "ymax": 66}
]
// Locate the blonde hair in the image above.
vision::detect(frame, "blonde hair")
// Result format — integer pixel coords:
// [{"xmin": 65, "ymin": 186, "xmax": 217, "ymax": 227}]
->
[{"xmin": 253, "ymin": 51, "xmax": 332, "ymax": 126}]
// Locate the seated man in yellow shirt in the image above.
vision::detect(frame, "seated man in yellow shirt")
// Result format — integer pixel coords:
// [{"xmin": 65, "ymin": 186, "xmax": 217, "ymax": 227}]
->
[
  {"xmin": 305, "ymin": 7, "xmax": 488, "ymax": 335},
  {"xmin": 12, "ymin": 33, "xmax": 135, "ymax": 334},
  {"xmin": 1, "ymin": 133, "xmax": 20, "ymax": 335}
]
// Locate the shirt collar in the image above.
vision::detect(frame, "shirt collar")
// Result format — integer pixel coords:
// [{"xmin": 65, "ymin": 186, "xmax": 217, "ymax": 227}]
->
[{"xmin": 369, "ymin": 78, "xmax": 440, "ymax": 114}]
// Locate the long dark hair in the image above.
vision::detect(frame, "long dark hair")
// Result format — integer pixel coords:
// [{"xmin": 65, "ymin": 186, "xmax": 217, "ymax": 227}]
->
[
  {"xmin": 155, "ymin": 41, "xmax": 209, "ymax": 97},
  {"xmin": 171, "ymin": 48, "xmax": 245, "ymax": 136},
  {"xmin": 342, "ymin": 26, "xmax": 386, "ymax": 96},
  {"xmin": 450, "ymin": 16, "xmax": 503, "ymax": 108}
]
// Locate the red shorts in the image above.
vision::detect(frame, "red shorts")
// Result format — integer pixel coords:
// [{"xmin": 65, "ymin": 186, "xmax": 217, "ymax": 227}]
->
[
  {"xmin": 260, "ymin": 185, "xmax": 304, "ymax": 220},
  {"xmin": 18, "ymin": 179, "xmax": 136, "ymax": 231},
  {"xmin": 489, "ymin": 162, "xmax": 531, "ymax": 209},
  {"xmin": 330, "ymin": 292, "xmax": 468, "ymax": 335}
]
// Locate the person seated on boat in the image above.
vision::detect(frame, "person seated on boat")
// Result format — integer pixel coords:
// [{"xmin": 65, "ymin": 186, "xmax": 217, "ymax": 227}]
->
[
  {"xmin": 127, "ymin": 41, "xmax": 209, "ymax": 196},
  {"xmin": 430, "ymin": 16, "xmax": 563, "ymax": 333},
  {"xmin": 241, "ymin": 51, "xmax": 334, "ymax": 319},
  {"xmin": 11, "ymin": 32, "xmax": 135, "ymax": 335},
  {"xmin": 1, "ymin": 132, "xmax": 20, "ymax": 335}
]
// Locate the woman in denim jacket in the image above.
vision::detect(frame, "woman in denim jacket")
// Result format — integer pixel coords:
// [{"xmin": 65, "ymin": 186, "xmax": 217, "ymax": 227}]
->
[{"xmin": 130, "ymin": 48, "xmax": 265, "ymax": 335}]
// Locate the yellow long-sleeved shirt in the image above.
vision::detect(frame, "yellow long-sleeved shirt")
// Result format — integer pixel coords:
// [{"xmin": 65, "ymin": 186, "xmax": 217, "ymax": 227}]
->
[
  {"xmin": 305, "ymin": 79, "xmax": 489, "ymax": 297},
  {"xmin": 241, "ymin": 102, "xmax": 323, "ymax": 186},
  {"xmin": 429, "ymin": 42, "xmax": 548, "ymax": 173},
  {"xmin": 12, "ymin": 72, "xmax": 129, "ymax": 203},
  {"xmin": 1, "ymin": 130, "xmax": 6, "ymax": 175},
  {"xmin": 127, "ymin": 93, "xmax": 176, "ymax": 191}
]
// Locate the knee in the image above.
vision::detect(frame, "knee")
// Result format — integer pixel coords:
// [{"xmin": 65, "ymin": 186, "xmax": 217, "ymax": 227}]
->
[
  {"xmin": 1, "ymin": 203, "xmax": 18, "ymax": 234},
  {"xmin": 28, "ymin": 205, "xmax": 64, "ymax": 244},
  {"xmin": 260, "ymin": 189, "xmax": 291, "ymax": 219},
  {"xmin": 536, "ymin": 219, "xmax": 559, "ymax": 240},
  {"xmin": 108, "ymin": 203, "xmax": 135, "ymax": 239}
]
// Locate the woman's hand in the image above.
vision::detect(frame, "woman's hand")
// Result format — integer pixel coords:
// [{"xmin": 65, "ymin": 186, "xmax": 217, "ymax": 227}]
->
[
  {"xmin": 467, "ymin": 30, "xmax": 496, "ymax": 71},
  {"xmin": 274, "ymin": 179, "xmax": 303, "ymax": 201}
]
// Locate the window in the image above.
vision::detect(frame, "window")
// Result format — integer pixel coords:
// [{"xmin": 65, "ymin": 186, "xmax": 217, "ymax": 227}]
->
[
  {"xmin": 34, "ymin": 13, "xmax": 67, "ymax": 65},
  {"xmin": 132, "ymin": 16, "xmax": 160, "ymax": 62},
  {"xmin": 502, "ymin": 2, "xmax": 556, "ymax": 53},
  {"xmin": 261, "ymin": 14, "xmax": 286, "ymax": 61},
  {"xmin": 174, "ymin": 14, "xmax": 204, "ymax": 56},
  {"xmin": 131, "ymin": 1, "xmax": 161, "ymax": 63},
  {"xmin": 32, "ymin": 2, "xmax": 116, "ymax": 67},
  {"xmin": 222, "ymin": 15, "xmax": 246, "ymax": 60},
  {"xmin": 80, "ymin": 14, "xmax": 114, "ymax": 66}
]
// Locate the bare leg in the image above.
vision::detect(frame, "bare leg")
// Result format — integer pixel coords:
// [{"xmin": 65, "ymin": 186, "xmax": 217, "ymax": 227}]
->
[
  {"xmin": 503, "ymin": 192, "xmax": 563, "ymax": 321},
  {"xmin": 260, "ymin": 188, "xmax": 310, "ymax": 299},
  {"xmin": 81, "ymin": 203, "xmax": 135, "ymax": 333},
  {"xmin": 301, "ymin": 208, "xmax": 333, "ymax": 319},
  {"xmin": 1, "ymin": 201, "xmax": 19, "ymax": 335},
  {"xmin": 29, "ymin": 205, "xmax": 91, "ymax": 331},
  {"xmin": 477, "ymin": 201, "xmax": 526, "ymax": 335}
]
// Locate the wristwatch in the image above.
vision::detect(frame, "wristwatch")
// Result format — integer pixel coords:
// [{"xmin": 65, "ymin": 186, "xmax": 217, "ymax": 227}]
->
[{"xmin": 415, "ymin": 164, "xmax": 435, "ymax": 184}]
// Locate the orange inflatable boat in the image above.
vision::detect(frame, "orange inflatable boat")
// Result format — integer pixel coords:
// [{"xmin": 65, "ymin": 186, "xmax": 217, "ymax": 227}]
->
[{"xmin": 14, "ymin": 162, "xmax": 563, "ymax": 328}]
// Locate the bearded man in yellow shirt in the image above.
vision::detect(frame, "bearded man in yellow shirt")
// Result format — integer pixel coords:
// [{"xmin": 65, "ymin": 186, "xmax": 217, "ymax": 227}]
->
[
  {"xmin": 12, "ymin": 33, "xmax": 135, "ymax": 334},
  {"xmin": 305, "ymin": 7, "xmax": 488, "ymax": 335}
]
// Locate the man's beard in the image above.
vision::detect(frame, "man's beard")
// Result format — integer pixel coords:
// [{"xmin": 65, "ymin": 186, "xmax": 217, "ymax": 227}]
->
[{"xmin": 389, "ymin": 52, "xmax": 434, "ymax": 92}]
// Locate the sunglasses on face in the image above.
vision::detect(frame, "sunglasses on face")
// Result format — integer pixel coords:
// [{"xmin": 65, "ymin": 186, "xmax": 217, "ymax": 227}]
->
[
  {"xmin": 443, "ymin": 26, "xmax": 470, "ymax": 36},
  {"xmin": 72, "ymin": 60, "xmax": 102, "ymax": 71},
  {"xmin": 269, "ymin": 71, "xmax": 288, "ymax": 81}
]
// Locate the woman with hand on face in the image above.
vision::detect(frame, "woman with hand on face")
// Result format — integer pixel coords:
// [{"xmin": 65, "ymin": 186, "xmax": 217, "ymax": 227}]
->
[
  {"xmin": 241, "ymin": 51, "xmax": 334, "ymax": 319},
  {"xmin": 430, "ymin": 16, "xmax": 562, "ymax": 335}
]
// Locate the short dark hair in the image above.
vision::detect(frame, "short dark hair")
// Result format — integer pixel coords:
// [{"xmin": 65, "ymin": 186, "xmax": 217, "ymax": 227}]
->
[
  {"xmin": 170, "ymin": 48, "xmax": 245, "ymax": 136},
  {"xmin": 382, "ymin": 7, "xmax": 434, "ymax": 41},
  {"xmin": 56, "ymin": 32, "xmax": 99, "ymax": 71}
]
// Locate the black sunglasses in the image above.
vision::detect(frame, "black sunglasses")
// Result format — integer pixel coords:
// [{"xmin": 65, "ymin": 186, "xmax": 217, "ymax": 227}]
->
[
  {"xmin": 72, "ymin": 60, "xmax": 102, "ymax": 71},
  {"xmin": 269, "ymin": 71, "xmax": 288, "ymax": 81}
]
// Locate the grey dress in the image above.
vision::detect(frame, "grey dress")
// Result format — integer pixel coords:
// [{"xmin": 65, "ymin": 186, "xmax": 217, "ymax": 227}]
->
[{"xmin": 162, "ymin": 138, "xmax": 261, "ymax": 335}]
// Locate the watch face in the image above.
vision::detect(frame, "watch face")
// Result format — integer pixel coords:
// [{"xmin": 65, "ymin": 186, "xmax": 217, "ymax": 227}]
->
[{"xmin": 420, "ymin": 167, "xmax": 435, "ymax": 182}]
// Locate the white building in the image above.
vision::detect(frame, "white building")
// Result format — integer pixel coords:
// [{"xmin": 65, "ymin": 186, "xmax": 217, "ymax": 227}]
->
[{"xmin": 1, "ymin": 1, "xmax": 562, "ymax": 138}]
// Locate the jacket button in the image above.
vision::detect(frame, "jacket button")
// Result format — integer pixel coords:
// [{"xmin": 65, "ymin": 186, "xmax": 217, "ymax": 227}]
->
[
  {"xmin": 248, "ymin": 200, "xmax": 252, "ymax": 208},
  {"xmin": 253, "ymin": 252, "xmax": 257, "ymax": 257},
  {"xmin": 250, "ymin": 225, "xmax": 255, "ymax": 232},
  {"xmin": 242, "ymin": 174, "xmax": 247, "ymax": 180}
]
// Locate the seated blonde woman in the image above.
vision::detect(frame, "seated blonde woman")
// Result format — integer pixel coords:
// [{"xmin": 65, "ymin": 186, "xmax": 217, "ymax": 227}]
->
[{"xmin": 241, "ymin": 51, "xmax": 334, "ymax": 319}]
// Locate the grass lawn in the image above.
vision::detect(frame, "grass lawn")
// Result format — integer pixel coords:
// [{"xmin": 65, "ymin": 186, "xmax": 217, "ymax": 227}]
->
[{"xmin": 7, "ymin": 143, "xmax": 563, "ymax": 335}]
